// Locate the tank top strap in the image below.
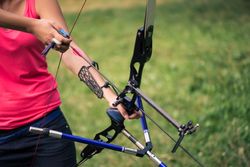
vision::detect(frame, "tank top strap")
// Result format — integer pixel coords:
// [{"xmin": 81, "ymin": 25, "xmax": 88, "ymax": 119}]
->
[{"xmin": 24, "ymin": 0, "xmax": 40, "ymax": 19}]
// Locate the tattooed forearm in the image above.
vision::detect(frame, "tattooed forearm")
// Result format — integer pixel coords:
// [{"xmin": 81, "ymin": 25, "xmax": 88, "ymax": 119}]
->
[{"xmin": 78, "ymin": 65, "xmax": 109, "ymax": 99}]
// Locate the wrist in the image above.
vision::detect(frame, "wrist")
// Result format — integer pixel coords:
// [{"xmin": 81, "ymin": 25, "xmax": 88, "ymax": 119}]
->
[
  {"xmin": 103, "ymin": 88, "xmax": 117, "ymax": 107},
  {"xmin": 26, "ymin": 18, "xmax": 37, "ymax": 34}
]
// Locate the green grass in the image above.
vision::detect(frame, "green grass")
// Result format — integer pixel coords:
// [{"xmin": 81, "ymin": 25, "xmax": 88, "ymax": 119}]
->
[{"xmin": 47, "ymin": 0, "xmax": 250, "ymax": 166}]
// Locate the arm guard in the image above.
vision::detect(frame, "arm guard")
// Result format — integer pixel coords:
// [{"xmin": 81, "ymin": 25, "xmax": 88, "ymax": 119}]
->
[{"xmin": 78, "ymin": 65, "xmax": 108, "ymax": 99}]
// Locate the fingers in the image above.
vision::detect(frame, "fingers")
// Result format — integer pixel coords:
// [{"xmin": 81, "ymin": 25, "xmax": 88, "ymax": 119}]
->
[
  {"xmin": 117, "ymin": 104, "xmax": 142, "ymax": 120},
  {"xmin": 50, "ymin": 28, "xmax": 72, "ymax": 53},
  {"xmin": 117, "ymin": 105, "xmax": 129, "ymax": 119},
  {"xmin": 46, "ymin": 20, "xmax": 72, "ymax": 53},
  {"xmin": 52, "ymin": 38, "xmax": 61, "ymax": 45},
  {"xmin": 53, "ymin": 42, "xmax": 70, "ymax": 53},
  {"xmin": 128, "ymin": 111, "xmax": 142, "ymax": 119},
  {"xmin": 52, "ymin": 28, "xmax": 71, "ymax": 42}
]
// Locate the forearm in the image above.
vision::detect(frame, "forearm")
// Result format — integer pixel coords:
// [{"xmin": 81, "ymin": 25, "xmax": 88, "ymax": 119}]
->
[
  {"xmin": 61, "ymin": 45, "xmax": 141, "ymax": 119},
  {"xmin": 0, "ymin": 9, "xmax": 35, "ymax": 32},
  {"xmin": 0, "ymin": 5, "xmax": 71, "ymax": 47},
  {"xmin": 61, "ymin": 43, "xmax": 117, "ymax": 104}
]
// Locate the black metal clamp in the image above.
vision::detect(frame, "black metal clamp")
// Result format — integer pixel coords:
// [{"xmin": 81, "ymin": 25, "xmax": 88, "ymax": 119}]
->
[{"xmin": 172, "ymin": 121, "xmax": 199, "ymax": 153}]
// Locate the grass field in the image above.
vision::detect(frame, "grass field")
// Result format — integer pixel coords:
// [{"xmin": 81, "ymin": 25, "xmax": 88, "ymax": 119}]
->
[{"xmin": 47, "ymin": 0, "xmax": 250, "ymax": 166}]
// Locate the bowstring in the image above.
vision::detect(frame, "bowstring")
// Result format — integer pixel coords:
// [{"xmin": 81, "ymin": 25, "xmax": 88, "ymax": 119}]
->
[{"xmin": 55, "ymin": 0, "xmax": 87, "ymax": 80}]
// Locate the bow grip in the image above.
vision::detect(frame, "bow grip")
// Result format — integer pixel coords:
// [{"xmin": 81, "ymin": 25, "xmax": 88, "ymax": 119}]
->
[
  {"xmin": 112, "ymin": 96, "xmax": 139, "ymax": 116},
  {"xmin": 106, "ymin": 108, "xmax": 125, "ymax": 125}
]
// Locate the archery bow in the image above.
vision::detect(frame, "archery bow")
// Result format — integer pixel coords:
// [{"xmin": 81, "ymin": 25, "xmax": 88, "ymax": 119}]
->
[
  {"xmin": 76, "ymin": 0, "xmax": 202, "ymax": 165},
  {"xmin": 30, "ymin": 0, "xmax": 204, "ymax": 166}
]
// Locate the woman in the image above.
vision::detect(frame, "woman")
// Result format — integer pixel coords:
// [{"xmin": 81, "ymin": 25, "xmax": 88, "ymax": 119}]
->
[{"xmin": 0, "ymin": 0, "xmax": 140, "ymax": 166}]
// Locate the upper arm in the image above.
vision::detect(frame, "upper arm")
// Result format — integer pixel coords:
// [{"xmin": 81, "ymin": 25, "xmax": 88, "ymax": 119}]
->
[{"xmin": 35, "ymin": 0, "xmax": 69, "ymax": 31}]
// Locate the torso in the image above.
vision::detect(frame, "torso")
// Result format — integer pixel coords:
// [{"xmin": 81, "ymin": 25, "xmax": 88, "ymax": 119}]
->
[{"xmin": 0, "ymin": 0, "xmax": 61, "ymax": 130}]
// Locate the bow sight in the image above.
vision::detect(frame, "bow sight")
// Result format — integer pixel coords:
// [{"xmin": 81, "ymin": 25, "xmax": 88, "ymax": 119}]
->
[{"xmin": 30, "ymin": 0, "xmax": 202, "ymax": 166}]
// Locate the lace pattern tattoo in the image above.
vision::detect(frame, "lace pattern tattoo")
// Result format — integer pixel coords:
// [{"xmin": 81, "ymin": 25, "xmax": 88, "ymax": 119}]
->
[{"xmin": 78, "ymin": 66, "xmax": 103, "ymax": 98}]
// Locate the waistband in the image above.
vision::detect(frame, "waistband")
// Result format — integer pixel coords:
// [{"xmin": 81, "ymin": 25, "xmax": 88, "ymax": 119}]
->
[{"xmin": 0, "ymin": 107, "xmax": 62, "ymax": 144}]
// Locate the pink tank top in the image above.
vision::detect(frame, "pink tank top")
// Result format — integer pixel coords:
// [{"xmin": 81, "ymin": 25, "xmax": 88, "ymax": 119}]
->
[{"xmin": 0, "ymin": 0, "xmax": 61, "ymax": 130}]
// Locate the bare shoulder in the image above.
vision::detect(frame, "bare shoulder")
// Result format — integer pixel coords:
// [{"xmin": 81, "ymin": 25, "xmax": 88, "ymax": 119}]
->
[
  {"xmin": 35, "ymin": 0, "xmax": 62, "ymax": 18},
  {"xmin": 35, "ymin": 0, "xmax": 68, "ymax": 29}
]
